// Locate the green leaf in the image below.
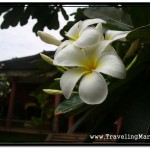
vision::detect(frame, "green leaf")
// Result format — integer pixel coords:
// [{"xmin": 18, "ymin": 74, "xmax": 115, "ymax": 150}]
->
[
  {"xmin": 32, "ymin": 22, "xmax": 45, "ymax": 34},
  {"xmin": 20, "ymin": 6, "xmax": 32, "ymax": 26},
  {"xmin": 126, "ymin": 6, "xmax": 150, "ymax": 28},
  {"xmin": 1, "ymin": 7, "xmax": 24, "ymax": 29},
  {"xmin": 84, "ymin": 6, "xmax": 133, "ymax": 31},
  {"xmin": 55, "ymin": 95, "xmax": 88, "ymax": 115},
  {"xmin": 60, "ymin": 7, "xmax": 69, "ymax": 20},
  {"xmin": 126, "ymin": 25, "xmax": 150, "ymax": 44},
  {"xmin": 0, "ymin": 6, "xmax": 12, "ymax": 15},
  {"xmin": 47, "ymin": 9, "xmax": 59, "ymax": 30}
]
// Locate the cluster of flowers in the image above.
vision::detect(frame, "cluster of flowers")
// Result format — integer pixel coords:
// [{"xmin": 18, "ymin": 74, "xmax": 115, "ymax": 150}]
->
[{"xmin": 37, "ymin": 18, "xmax": 129, "ymax": 105}]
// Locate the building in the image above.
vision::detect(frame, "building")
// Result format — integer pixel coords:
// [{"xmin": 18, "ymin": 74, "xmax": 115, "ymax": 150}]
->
[{"xmin": 0, "ymin": 51, "xmax": 74, "ymax": 140}]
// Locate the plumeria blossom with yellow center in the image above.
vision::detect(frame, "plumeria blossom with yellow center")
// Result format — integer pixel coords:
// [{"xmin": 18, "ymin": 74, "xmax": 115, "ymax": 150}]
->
[
  {"xmin": 53, "ymin": 44, "xmax": 126, "ymax": 105},
  {"xmin": 37, "ymin": 18, "xmax": 129, "ymax": 104}
]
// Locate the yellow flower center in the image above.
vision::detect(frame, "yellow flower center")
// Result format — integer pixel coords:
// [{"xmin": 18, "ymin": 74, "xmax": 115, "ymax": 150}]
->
[
  {"xmin": 71, "ymin": 34, "xmax": 79, "ymax": 41},
  {"xmin": 87, "ymin": 61, "xmax": 97, "ymax": 73}
]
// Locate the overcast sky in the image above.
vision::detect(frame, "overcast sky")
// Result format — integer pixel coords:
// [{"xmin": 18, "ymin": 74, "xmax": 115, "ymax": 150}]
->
[{"xmin": 0, "ymin": 7, "xmax": 79, "ymax": 61}]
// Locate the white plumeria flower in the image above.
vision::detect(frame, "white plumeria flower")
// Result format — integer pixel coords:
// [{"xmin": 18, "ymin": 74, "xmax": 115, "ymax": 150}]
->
[
  {"xmin": 55, "ymin": 18, "xmax": 106, "ymax": 55},
  {"xmin": 53, "ymin": 44, "xmax": 126, "ymax": 105}
]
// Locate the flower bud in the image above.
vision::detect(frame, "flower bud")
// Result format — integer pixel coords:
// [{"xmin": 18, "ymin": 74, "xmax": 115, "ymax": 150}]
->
[
  {"xmin": 43, "ymin": 89, "xmax": 63, "ymax": 95},
  {"xmin": 40, "ymin": 53, "xmax": 53, "ymax": 64},
  {"xmin": 37, "ymin": 31, "xmax": 62, "ymax": 46}
]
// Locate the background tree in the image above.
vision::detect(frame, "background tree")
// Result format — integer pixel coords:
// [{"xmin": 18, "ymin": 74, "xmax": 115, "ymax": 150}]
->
[{"xmin": 0, "ymin": 4, "xmax": 69, "ymax": 35}]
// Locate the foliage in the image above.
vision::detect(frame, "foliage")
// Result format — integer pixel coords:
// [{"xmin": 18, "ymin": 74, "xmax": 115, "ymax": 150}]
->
[{"xmin": 0, "ymin": 4, "xmax": 69, "ymax": 35}]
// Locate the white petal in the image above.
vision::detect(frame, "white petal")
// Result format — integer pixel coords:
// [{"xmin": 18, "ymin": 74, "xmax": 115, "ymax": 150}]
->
[
  {"xmin": 95, "ymin": 23, "xmax": 104, "ymax": 40},
  {"xmin": 74, "ymin": 27, "xmax": 100, "ymax": 48},
  {"xmin": 105, "ymin": 30, "xmax": 130, "ymax": 41},
  {"xmin": 80, "ymin": 44, "xmax": 117, "ymax": 68},
  {"xmin": 80, "ymin": 18, "xmax": 106, "ymax": 31},
  {"xmin": 97, "ymin": 40, "xmax": 112, "ymax": 54},
  {"xmin": 37, "ymin": 31, "xmax": 62, "ymax": 46},
  {"xmin": 82, "ymin": 43, "xmax": 102, "ymax": 64},
  {"xmin": 66, "ymin": 19, "xmax": 106, "ymax": 41},
  {"xmin": 102, "ymin": 45, "xmax": 117, "ymax": 55},
  {"xmin": 88, "ymin": 44, "xmax": 117, "ymax": 61},
  {"xmin": 112, "ymin": 32, "xmax": 130, "ymax": 42},
  {"xmin": 96, "ymin": 53, "xmax": 126, "ymax": 79},
  {"xmin": 66, "ymin": 21, "xmax": 82, "ymax": 40},
  {"xmin": 53, "ymin": 44, "xmax": 89, "ymax": 67},
  {"xmin": 60, "ymin": 68, "xmax": 88, "ymax": 99},
  {"xmin": 55, "ymin": 40, "xmax": 73, "ymax": 56},
  {"xmin": 98, "ymin": 40, "xmax": 120, "ymax": 54},
  {"xmin": 79, "ymin": 71, "xmax": 108, "ymax": 105}
]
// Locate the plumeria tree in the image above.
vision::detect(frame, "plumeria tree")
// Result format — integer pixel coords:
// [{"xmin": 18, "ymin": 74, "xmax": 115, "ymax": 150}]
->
[
  {"xmin": 1, "ymin": 4, "xmax": 150, "ymax": 143},
  {"xmin": 37, "ymin": 5, "xmax": 150, "ymax": 143}
]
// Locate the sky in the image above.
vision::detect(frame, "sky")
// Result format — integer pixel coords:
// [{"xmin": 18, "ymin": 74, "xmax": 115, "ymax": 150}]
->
[{"xmin": 0, "ymin": 6, "xmax": 79, "ymax": 61}]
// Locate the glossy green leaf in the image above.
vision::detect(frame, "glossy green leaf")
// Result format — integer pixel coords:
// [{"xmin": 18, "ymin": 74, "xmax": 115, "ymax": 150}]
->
[
  {"xmin": 125, "ymin": 6, "xmax": 150, "ymax": 28},
  {"xmin": 84, "ymin": 7, "xmax": 133, "ymax": 30},
  {"xmin": 55, "ymin": 95, "xmax": 87, "ymax": 115},
  {"xmin": 126, "ymin": 25, "xmax": 150, "ymax": 44}
]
